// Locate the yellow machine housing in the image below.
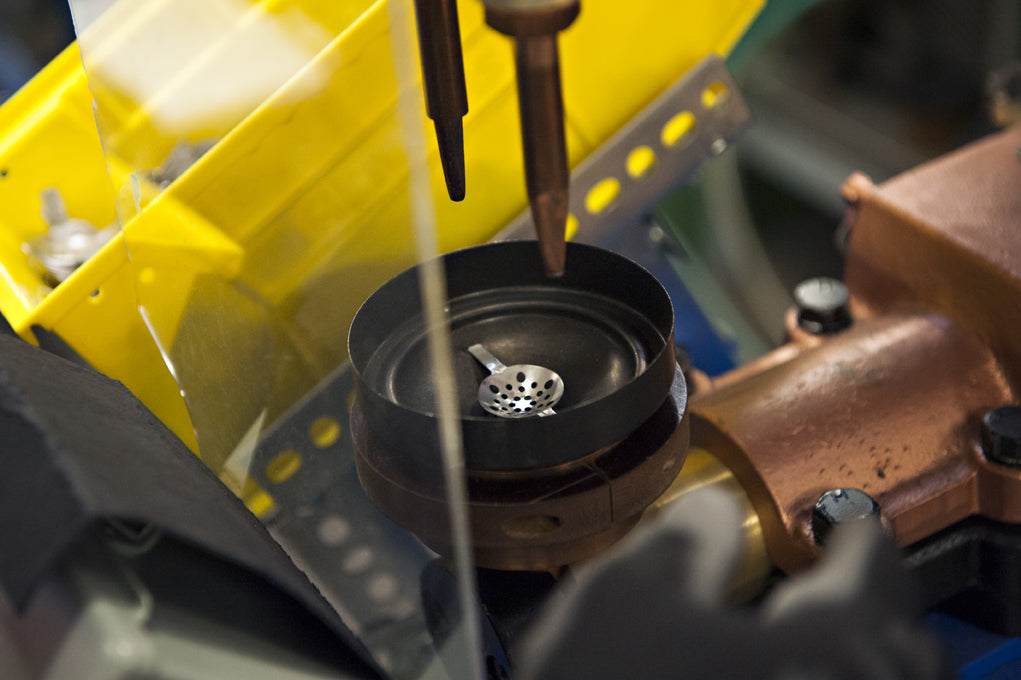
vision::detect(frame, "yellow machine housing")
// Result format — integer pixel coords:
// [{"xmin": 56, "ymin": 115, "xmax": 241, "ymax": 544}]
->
[{"xmin": 0, "ymin": 0, "xmax": 762, "ymax": 485}]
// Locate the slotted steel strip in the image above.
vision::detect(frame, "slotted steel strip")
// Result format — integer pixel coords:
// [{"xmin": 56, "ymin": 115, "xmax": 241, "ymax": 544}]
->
[{"xmin": 494, "ymin": 54, "xmax": 751, "ymax": 244}]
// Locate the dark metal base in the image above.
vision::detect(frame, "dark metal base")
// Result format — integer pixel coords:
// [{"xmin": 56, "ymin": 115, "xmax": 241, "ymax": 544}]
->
[{"xmin": 907, "ymin": 516, "xmax": 1021, "ymax": 637}]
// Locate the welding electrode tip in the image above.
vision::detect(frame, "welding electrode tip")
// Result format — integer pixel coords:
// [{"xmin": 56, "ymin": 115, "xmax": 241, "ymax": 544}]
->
[
  {"xmin": 515, "ymin": 35, "xmax": 569, "ymax": 277},
  {"xmin": 434, "ymin": 118, "xmax": 466, "ymax": 201},
  {"xmin": 532, "ymin": 190, "xmax": 568, "ymax": 276},
  {"xmin": 413, "ymin": 0, "xmax": 468, "ymax": 201},
  {"xmin": 484, "ymin": 3, "xmax": 579, "ymax": 276}
]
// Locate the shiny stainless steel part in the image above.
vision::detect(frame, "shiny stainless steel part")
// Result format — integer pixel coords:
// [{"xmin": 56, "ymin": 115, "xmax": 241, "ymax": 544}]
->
[
  {"xmin": 494, "ymin": 54, "xmax": 751, "ymax": 246},
  {"xmin": 467, "ymin": 344, "xmax": 563, "ymax": 417},
  {"xmin": 27, "ymin": 187, "xmax": 116, "ymax": 286}
]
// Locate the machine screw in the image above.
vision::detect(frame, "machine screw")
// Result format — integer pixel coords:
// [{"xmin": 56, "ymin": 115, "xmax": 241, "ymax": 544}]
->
[
  {"xmin": 647, "ymin": 219, "xmax": 688, "ymax": 260},
  {"xmin": 811, "ymin": 488, "xmax": 880, "ymax": 545},
  {"xmin": 794, "ymin": 277, "xmax": 852, "ymax": 335},
  {"xmin": 981, "ymin": 406, "xmax": 1021, "ymax": 467},
  {"xmin": 27, "ymin": 188, "xmax": 115, "ymax": 287}
]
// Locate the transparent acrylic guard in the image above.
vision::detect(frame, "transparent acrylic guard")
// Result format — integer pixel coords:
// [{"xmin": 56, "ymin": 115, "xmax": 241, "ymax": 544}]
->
[
  {"xmin": 52, "ymin": 0, "xmax": 767, "ymax": 676},
  {"xmin": 67, "ymin": 0, "xmax": 486, "ymax": 677}
]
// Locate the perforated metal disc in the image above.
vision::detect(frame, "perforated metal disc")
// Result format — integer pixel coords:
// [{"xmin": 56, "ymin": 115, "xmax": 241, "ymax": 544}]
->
[{"xmin": 477, "ymin": 365, "xmax": 563, "ymax": 418}]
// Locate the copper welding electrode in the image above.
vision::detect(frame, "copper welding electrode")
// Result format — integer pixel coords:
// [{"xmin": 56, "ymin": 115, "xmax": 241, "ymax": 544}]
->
[
  {"xmin": 413, "ymin": 0, "xmax": 469, "ymax": 201},
  {"xmin": 484, "ymin": 1, "xmax": 580, "ymax": 277}
]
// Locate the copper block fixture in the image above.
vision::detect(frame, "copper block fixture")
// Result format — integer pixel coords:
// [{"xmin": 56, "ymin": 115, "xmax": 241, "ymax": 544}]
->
[{"xmin": 688, "ymin": 127, "xmax": 1021, "ymax": 575}]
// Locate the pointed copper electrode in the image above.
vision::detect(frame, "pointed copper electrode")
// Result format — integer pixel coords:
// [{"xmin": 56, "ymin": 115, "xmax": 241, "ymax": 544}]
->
[
  {"xmin": 433, "ymin": 116, "xmax": 466, "ymax": 201},
  {"xmin": 413, "ymin": 0, "xmax": 469, "ymax": 201},
  {"xmin": 516, "ymin": 33, "xmax": 569, "ymax": 276},
  {"xmin": 485, "ymin": 2, "xmax": 580, "ymax": 277}
]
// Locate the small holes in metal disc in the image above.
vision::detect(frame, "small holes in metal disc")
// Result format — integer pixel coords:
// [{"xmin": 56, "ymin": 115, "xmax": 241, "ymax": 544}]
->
[{"xmin": 475, "ymin": 360, "xmax": 563, "ymax": 418}]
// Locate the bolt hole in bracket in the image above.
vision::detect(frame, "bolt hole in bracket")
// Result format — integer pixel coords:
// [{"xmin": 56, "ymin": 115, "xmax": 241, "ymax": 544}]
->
[{"xmin": 494, "ymin": 54, "xmax": 752, "ymax": 246}]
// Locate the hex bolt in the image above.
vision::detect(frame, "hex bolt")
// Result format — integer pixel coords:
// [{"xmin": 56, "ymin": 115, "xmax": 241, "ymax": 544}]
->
[
  {"xmin": 794, "ymin": 277, "xmax": 852, "ymax": 335},
  {"xmin": 811, "ymin": 488, "xmax": 880, "ymax": 545},
  {"xmin": 981, "ymin": 406, "xmax": 1021, "ymax": 467}
]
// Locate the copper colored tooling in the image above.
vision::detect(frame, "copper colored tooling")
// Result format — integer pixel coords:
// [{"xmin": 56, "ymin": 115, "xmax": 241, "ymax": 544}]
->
[
  {"xmin": 413, "ymin": 0, "xmax": 468, "ymax": 201},
  {"xmin": 690, "ymin": 127, "xmax": 1021, "ymax": 574},
  {"xmin": 485, "ymin": 2, "xmax": 580, "ymax": 276},
  {"xmin": 352, "ymin": 373, "xmax": 688, "ymax": 571}
]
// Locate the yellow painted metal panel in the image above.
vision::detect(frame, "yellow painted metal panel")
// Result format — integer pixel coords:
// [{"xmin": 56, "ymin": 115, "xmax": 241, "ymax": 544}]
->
[{"xmin": 0, "ymin": 0, "xmax": 763, "ymax": 467}]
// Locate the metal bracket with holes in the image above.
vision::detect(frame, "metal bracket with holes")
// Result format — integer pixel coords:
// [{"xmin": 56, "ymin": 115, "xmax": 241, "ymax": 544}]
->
[
  {"xmin": 250, "ymin": 365, "xmax": 436, "ymax": 679},
  {"xmin": 494, "ymin": 54, "xmax": 752, "ymax": 245}
]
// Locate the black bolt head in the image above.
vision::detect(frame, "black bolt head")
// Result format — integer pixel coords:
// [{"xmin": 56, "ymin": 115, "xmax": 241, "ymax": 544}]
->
[
  {"xmin": 794, "ymin": 277, "xmax": 852, "ymax": 334},
  {"xmin": 982, "ymin": 406, "xmax": 1021, "ymax": 467},
  {"xmin": 812, "ymin": 488, "xmax": 880, "ymax": 545}
]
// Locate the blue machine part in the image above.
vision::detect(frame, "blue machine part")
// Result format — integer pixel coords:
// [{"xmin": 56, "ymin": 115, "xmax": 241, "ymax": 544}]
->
[{"xmin": 927, "ymin": 612, "xmax": 1021, "ymax": 679}]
